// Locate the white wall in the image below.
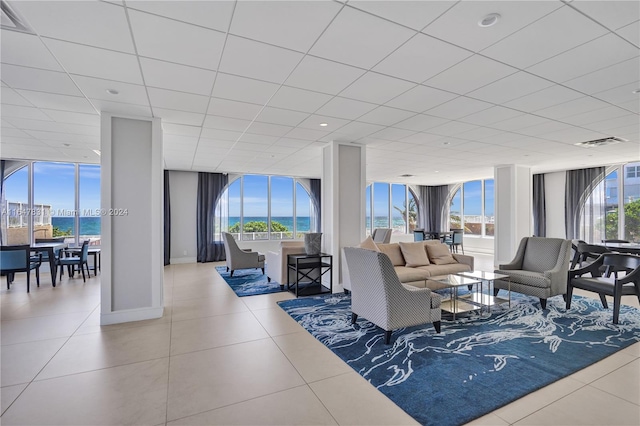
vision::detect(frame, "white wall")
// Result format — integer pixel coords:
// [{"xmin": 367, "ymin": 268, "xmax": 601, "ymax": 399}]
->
[
  {"xmin": 544, "ymin": 171, "xmax": 566, "ymax": 239},
  {"xmin": 169, "ymin": 171, "xmax": 198, "ymax": 264}
]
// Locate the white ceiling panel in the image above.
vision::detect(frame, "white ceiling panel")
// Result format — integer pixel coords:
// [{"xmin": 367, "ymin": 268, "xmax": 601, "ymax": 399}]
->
[
  {"xmin": 140, "ymin": 57, "xmax": 215, "ymax": 95},
  {"xmin": 89, "ymin": 99, "xmax": 152, "ymax": 117},
  {"xmin": 2, "ymin": 105, "xmax": 54, "ymax": 121},
  {"xmin": 425, "ymin": 96, "xmax": 493, "ymax": 120},
  {"xmin": 425, "ymin": 54, "xmax": 517, "ymax": 95},
  {"xmin": 368, "ymin": 127, "xmax": 417, "ymax": 141},
  {"xmin": 563, "ymin": 57, "xmax": 640, "ymax": 95},
  {"xmin": 561, "ymin": 105, "xmax": 632, "ymax": 126},
  {"xmin": 352, "ymin": 1, "xmax": 457, "ymax": 31},
  {"xmin": 1, "ymin": 64, "xmax": 82, "ymax": 96},
  {"xmin": 616, "ymin": 20, "xmax": 640, "ymax": 46},
  {"xmin": 535, "ymin": 97, "xmax": 612, "ymax": 120},
  {"xmin": 219, "ymin": 35, "xmax": 303, "ymax": 84},
  {"xmin": 310, "ymin": 6, "xmax": 414, "ymax": 69},
  {"xmin": 129, "ymin": 10, "xmax": 224, "ymax": 70},
  {"xmin": 386, "ymin": 85, "xmax": 457, "ymax": 113},
  {"xmin": 486, "ymin": 114, "xmax": 549, "ymax": 132},
  {"xmin": 467, "ymin": 72, "xmax": 555, "ymax": 105},
  {"xmin": 481, "ymin": 6, "xmax": 608, "ymax": 69},
  {"xmin": 147, "ymin": 87, "xmax": 209, "ymax": 114},
  {"xmin": 505, "ymin": 85, "xmax": 584, "ymax": 113},
  {"xmin": 339, "ymin": 72, "xmax": 415, "ymax": 104},
  {"xmin": 41, "ymin": 110, "xmax": 99, "ymax": 127},
  {"xmin": 424, "ymin": 1, "xmax": 562, "ymax": 53},
  {"xmin": 315, "ymin": 97, "xmax": 377, "ymax": 120},
  {"xmin": 70, "ymin": 75, "xmax": 149, "ymax": 105},
  {"xmin": 268, "ymin": 86, "xmax": 332, "ymax": 113},
  {"xmin": 206, "ymin": 98, "xmax": 262, "ymax": 120},
  {"xmin": 458, "ymin": 106, "xmax": 523, "ymax": 126},
  {"xmin": 592, "ymin": 81, "xmax": 640, "ymax": 105},
  {"xmin": 332, "ymin": 121, "xmax": 384, "ymax": 139},
  {"xmin": 357, "ymin": 106, "xmax": 415, "ymax": 126},
  {"xmin": 202, "ymin": 115, "xmax": 250, "ymax": 132},
  {"xmin": 1, "ymin": 128, "xmax": 33, "ymax": 139},
  {"xmin": 199, "ymin": 128, "xmax": 242, "ymax": 141},
  {"xmin": 162, "ymin": 123, "xmax": 202, "ymax": 136},
  {"xmin": 13, "ymin": 1, "xmax": 134, "ymax": 53},
  {"xmin": 0, "ymin": 30, "xmax": 62, "ymax": 71},
  {"xmin": 255, "ymin": 107, "xmax": 308, "ymax": 127},
  {"xmin": 399, "ymin": 132, "xmax": 445, "ymax": 145},
  {"xmin": 570, "ymin": 0, "xmax": 640, "ymax": 30},
  {"xmin": 245, "ymin": 122, "xmax": 293, "ymax": 137},
  {"xmin": 238, "ymin": 133, "xmax": 279, "ymax": 145},
  {"xmin": 374, "ymin": 32, "xmax": 472, "ymax": 83},
  {"xmin": 15, "ymin": 90, "xmax": 95, "ymax": 114},
  {"xmin": 617, "ymin": 99, "xmax": 640, "ymax": 114},
  {"xmin": 284, "ymin": 56, "xmax": 364, "ymax": 95},
  {"xmin": 1, "ymin": 87, "xmax": 31, "ymax": 106},
  {"xmin": 283, "ymin": 127, "xmax": 331, "ymax": 142},
  {"xmin": 393, "ymin": 114, "xmax": 449, "ymax": 132},
  {"xmin": 230, "ymin": 1, "xmax": 341, "ymax": 52},
  {"xmin": 154, "ymin": 108, "xmax": 204, "ymax": 126},
  {"xmin": 44, "ymin": 39, "xmax": 143, "ymax": 84},
  {"xmin": 427, "ymin": 121, "xmax": 478, "ymax": 137},
  {"xmin": 212, "ymin": 73, "xmax": 279, "ymax": 105},
  {"xmin": 297, "ymin": 114, "xmax": 350, "ymax": 131},
  {"xmin": 126, "ymin": 1, "xmax": 234, "ymax": 32},
  {"xmin": 275, "ymin": 137, "xmax": 314, "ymax": 148}
]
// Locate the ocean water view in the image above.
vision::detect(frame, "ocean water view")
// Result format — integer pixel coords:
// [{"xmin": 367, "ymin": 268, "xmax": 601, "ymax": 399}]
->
[
  {"xmin": 229, "ymin": 217, "xmax": 310, "ymax": 231},
  {"xmin": 52, "ymin": 217, "xmax": 101, "ymax": 235}
]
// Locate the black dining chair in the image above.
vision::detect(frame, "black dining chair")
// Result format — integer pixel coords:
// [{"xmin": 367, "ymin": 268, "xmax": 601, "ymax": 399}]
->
[
  {"xmin": 1, "ymin": 245, "xmax": 41, "ymax": 292},
  {"xmin": 413, "ymin": 229, "xmax": 425, "ymax": 241},
  {"xmin": 602, "ymin": 239, "xmax": 630, "ymax": 244},
  {"xmin": 59, "ymin": 240, "xmax": 90, "ymax": 282}
]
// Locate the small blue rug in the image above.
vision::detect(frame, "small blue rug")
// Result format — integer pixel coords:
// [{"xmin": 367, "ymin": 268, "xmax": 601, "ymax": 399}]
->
[
  {"xmin": 215, "ymin": 266, "xmax": 285, "ymax": 297},
  {"xmin": 278, "ymin": 293, "xmax": 640, "ymax": 426}
]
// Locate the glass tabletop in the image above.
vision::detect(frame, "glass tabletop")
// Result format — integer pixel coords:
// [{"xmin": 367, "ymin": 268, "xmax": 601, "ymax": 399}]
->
[
  {"xmin": 457, "ymin": 271, "xmax": 509, "ymax": 281},
  {"xmin": 431, "ymin": 274, "xmax": 481, "ymax": 287}
]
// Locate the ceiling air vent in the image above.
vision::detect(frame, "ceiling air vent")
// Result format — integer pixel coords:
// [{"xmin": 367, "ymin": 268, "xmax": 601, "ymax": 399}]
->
[
  {"xmin": 400, "ymin": 174, "xmax": 414, "ymax": 178},
  {"xmin": 574, "ymin": 137, "xmax": 627, "ymax": 148},
  {"xmin": 1, "ymin": 1, "xmax": 33, "ymax": 34}
]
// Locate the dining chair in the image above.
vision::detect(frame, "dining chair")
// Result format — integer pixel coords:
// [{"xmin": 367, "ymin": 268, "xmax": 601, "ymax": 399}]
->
[
  {"xmin": 445, "ymin": 229, "xmax": 464, "ymax": 254},
  {"xmin": 1, "ymin": 245, "xmax": 41, "ymax": 292},
  {"xmin": 602, "ymin": 239, "xmax": 630, "ymax": 244},
  {"xmin": 59, "ymin": 240, "xmax": 90, "ymax": 282},
  {"xmin": 413, "ymin": 229, "xmax": 425, "ymax": 241}
]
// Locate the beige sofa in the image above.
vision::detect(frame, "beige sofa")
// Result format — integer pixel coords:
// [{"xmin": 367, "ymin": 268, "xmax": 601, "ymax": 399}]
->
[{"xmin": 343, "ymin": 239, "xmax": 474, "ymax": 291}]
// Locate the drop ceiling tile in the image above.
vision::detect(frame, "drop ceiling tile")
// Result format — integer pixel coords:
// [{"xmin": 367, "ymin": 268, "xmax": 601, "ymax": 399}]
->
[
  {"xmin": 515, "ymin": 121, "xmax": 574, "ymax": 137},
  {"xmin": 315, "ymin": 97, "xmax": 377, "ymax": 120},
  {"xmin": 126, "ymin": 1, "xmax": 234, "ymax": 32},
  {"xmin": 140, "ymin": 57, "xmax": 215, "ymax": 95},
  {"xmin": 368, "ymin": 127, "xmax": 417, "ymax": 141},
  {"xmin": 213, "ymin": 73, "xmax": 279, "ymax": 105},
  {"xmin": 285, "ymin": 56, "xmax": 364, "ymax": 95},
  {"xmin": 1, "ymin": 64, "xmax": 82, "ymax": 96},
  {"xmin": 310, "ymin": 6, "xmax": 414, "ymax": 69},
  {"xmin": 230, "ymin": 1, "xmax": 341, "ymax": 52},
  {"xmin": 199, "ymin": 128, "xmax": 242, "ymax": 141},
  {"xmin": 275, "ymin": 137, "xmax": 314, "ymax": 148},
  {"xmin": 425, "ymin": 54, "xmax": 517, "ymax": 95},
  {"xmin": 255, "ymin": 107, "xmax": 308, "ymax": 127},
  {"xmin": 386, "ymin": 85, "xmax": 457, "ymax": 113},
  {"xmin": 154, "ymin": 108, "xmax": 204, "ymax": 126},
  {"xmin": 423, "ymin": 1, "xmax": 562, "ymax": 53},
  {"xmin": 14, "ymin": 1, "xmax": 134, "ymax": 53},
  {"xmin": 563, "ymin": 57, "xmax": 640, "ymax": 95},
  {"xmin": 616, "ymin": 20, "xmax": 640, "ymax": 46},
  {"xmin": 162, "ymin": 123, "xmax": 202, "ymax": 137},
  {"xmin": 219, "ymin": 35, "xmax": 304, "ymax": 84},
  {"xmin": 28, "ymin": 130, "xmax": 99, "ymax": 144},
  {"xmin": 202, "ymin": 115, "xmax": 250, "ymax": 132},
  {"xmin": 0, "ymin": 30, "xmax": 62, "ymax": 71},
  {"xmin": 617, "ymin": 99, "xmax": 640, "ymax": 114},
  {"xmin": 1, "ymin": 117, "xmax": 65, "ymax": 132},
  {"xmin": 393, "ymin": 114, "xmax": 449, "ymax": 132},
  {"xmin": 1, "ymin": 87, "xmax": 31, "ymax": 106},
  {"xmin": 41, "ymin": 110, "xmax": 100, "ymax": 127},
  {"xmin": 147, "ymin": 87, "xmax": 209, "ymax": 114},
  {"xmin": 89, "ymin": 99, "xmax": 152, "ymax": 117},
  {"xmin": 164, "ymin": 134, "xmax": 199, "ymax": 148},
  {"xmin": 2, "ymin": 105, "xmax": 54, "ymax": 121},
  {"xmin": 349, "ymin": 1, "xmax": 455, "ymax": 31},
  {"xmin": 584, "ymin": 114, "xmax": 640, "ymax": 132},
  {"xmin": 245, "ymin": 122, "xmax": 293, "ymax": 137},
  {"xmin": 262, "ymin": 144, "xmax": 298, "ymax": 155},
  {"xmin": 297, "ymin": 114, "xmax": 350, "ymax": 131},
  {"xmin": 14, "ymin": 90, "xmax": 95, "ymax": 114},
  {"xmin": 454, "ymin": 126, "xmax": 504, "ymax": 142},
  {"xmin": 268, "ymin": 86, "xmax": 333, "ymax": 113},
  {"xmin": 505, "ymin": 85, "xmax": 584, "ymax": 113},
  {"xmin": 284, "ymin": 127, "xmax": 331, "ymax": 141},
  {"xmin": 541, "ymin": 127, "xmax": 610, "ymax": 145},
  {"xmin": 427, "ymin": 121, "xmax": 478, "ymax": 137},
  {"xmin": 425, "ymin": 96, "xmax": 493, "ymax": 120},
  {"xmin": 467, "ymin": 72, "xmax": 556, "ymax": 105},
  {"xmin": 487, "ymin": 114, "xmax": 549, "ymax": 132},
  {"xmin": 206, "ymin": 98, "xmax": 262, "ymax": 120},
  {"xmin": 1, "ymin": 128, "xmax": 33, "ymax": 139},
  {"xmin": 399, "ymin": 132, "xmax": 445, "ymax": 144},
  {"xmin": 374, "ymin": 33, "xmax": 472, "ymax": 83},
  {"xmin": 44, "ymin": 39, "xmax": 143, "ymax": 84},
  {"xmin": 129, "ymin": 10, "xmax": 224, "ymax": 69},
  {"xmin": 357, "ymin": 106, "xmax": 415, "ymax": 126},
  {"xmin": 339, "ymin": 71, "xmax": 415, "ymax": 105},
  {"xmin": 238, "ymin": 133, "xmax": 279, "ymax": 145},
  {"xmin": 535, "ymin": 97, "xmax": 612, "ymax": 120},
  {"xmin": 481, "ymin": 6, "xmax": 608, "ymax": 69},
  {"xmin": 67, "ymin": 76, "xmax": 147, "ymax": 109},
  {"xmin": 561, "ymin": 106, "xmax": 632, "ymax": 126},
  {"xmin": 592, "ymin": 81, "xmax": 640, "ymax": 105},
  {"xmin": 333, "ymin": 121, "xmax": 384, "ymax": 138},
  {"xmin": 570, "ymin": 0, "xmax": 639, "ymax": 30},
  {"xmin": 526, "ymin": 34, "xmax": 639, "ymax": 83},
  {"xmin": 458, "ymin": 106, "xmax": 523, "ymax": 126},
  {"xmin": 197, "ymin": 138, "xmax": 235, "ymax": 149}
]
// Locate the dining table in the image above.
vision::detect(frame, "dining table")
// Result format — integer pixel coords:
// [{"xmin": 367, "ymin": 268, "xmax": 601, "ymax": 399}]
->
[
  {"xmin": 424, "ymin": 231, "xmax": 453, "ymax": 242},
  {"xmin": 601, "ymin": 242, "xmax": 640, "ymax": 255},
  {"xmin": 31, "ymin": 242, "xmax": 68, "ymax": 286}
]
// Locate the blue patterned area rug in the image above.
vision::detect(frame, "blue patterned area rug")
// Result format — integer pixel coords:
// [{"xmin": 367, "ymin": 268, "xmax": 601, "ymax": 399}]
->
[
  {"xmin": 215, "ymin": 266, "xmax": 285, "ymax": 297},
  {"xmin": 278, "ymin": 293, "xmax": 640, "ymax": 426}
]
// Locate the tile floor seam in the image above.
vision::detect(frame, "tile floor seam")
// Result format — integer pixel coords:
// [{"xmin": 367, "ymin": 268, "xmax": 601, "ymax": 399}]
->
[
  {"xmin": 305, "ymin": 378, "xmax": 343, "ymax": 426},
  {"xmin": 0, "ymin": 307, "xmax": 99, "ymax": 324},
  {"xmin": 169, "ymin": 335, "xmax": 273, "ymax": 357}
]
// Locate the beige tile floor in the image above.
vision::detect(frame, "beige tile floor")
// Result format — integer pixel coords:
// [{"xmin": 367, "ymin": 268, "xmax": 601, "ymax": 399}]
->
[{"xmin": 1, "ymin": 253, "xmax": 638, "ymax": 425}]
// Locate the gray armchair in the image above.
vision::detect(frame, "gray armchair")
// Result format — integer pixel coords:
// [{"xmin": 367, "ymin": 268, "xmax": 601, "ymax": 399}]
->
[
  {"xmin": 372, "ymin": 228, "xmax": 392, "ymax": 244},
  {"xmin": 222, "ymin": 232, "xmax": 265, "ymax": 277},
  {"xmin": 344, "ymin": 247, "xmax": 441, "ymax": 345},
  {"xmin": 494, "ymin": 237, "xmax": 572, "ymax": 309}
]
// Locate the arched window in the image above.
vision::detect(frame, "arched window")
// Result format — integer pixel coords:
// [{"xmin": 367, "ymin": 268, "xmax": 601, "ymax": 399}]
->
[
  {"xmin": 447, "ymin": 179, "xmax": 494, "ymax": 237},
  {"xmin": 365, "ymin": 183, "xmax": 418, "ymax": 235},
  {"xmin": 214, "ymin": 174, "xmax": 315, "ymax": 241}
]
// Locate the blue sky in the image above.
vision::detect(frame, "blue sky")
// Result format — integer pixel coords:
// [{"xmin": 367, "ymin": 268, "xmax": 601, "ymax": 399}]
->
[{"xmin": 227, "ymin": 175, "xmax": 312, "ymax": 217}]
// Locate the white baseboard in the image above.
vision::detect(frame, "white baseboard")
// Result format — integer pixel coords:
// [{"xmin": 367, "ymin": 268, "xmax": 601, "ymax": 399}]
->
[
  {"xmin": 100, "ymin": 306, "xmax": 164, "ymax": 325},
  {"xmin": 169, "ymin": 257, "xmax": 197, "ymax": 264}
]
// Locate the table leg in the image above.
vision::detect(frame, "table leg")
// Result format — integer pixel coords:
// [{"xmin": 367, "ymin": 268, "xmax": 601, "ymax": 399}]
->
[{"xmin": 47, "ymin": 248, "xmax": 57, "ymax": 286}]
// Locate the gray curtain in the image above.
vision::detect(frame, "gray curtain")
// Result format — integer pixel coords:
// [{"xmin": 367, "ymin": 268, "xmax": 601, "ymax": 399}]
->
[
  {"xmin": 197, "ymin": 172, "xmax": 228, "ymax": 262},
  {"xmin": 309, "ymin": 179, "xmax": 321, "ymax": 232},
  {"xmin": 163, "ymin": 170, "xmax": 171, "ymax": 266},
  {"xmin": 417, "ymin": 185, "xmax": 449, "ymax": 231},
  {"xmin": 565, "ymin": 167, "xmax": 605, "ymax": 240},
  {"xmin": 533, "ymin": 173, "xmax": 546, "ymax": 237},
  {"xmin": 0, "ymin": 160, "xmax": 5, "ymax": 245}
]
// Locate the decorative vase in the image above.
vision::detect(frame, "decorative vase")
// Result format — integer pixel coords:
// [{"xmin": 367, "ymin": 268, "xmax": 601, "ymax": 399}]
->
[{"xmin": 304, "ymin": 233, "xmax": 322, "ymax": 255}]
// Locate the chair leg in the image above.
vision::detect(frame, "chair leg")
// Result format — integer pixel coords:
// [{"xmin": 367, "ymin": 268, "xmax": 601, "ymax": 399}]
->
[
  {"xmin": 81, "ymin": 264, "xmax": 86, "ymax": 282},
  {"xmin": 433, "ymin": 321, "xmax": 441, "ymax": 333},
  {"xmin": 230, "ymin": 270, "xmax": 234, "ymax": 277},
  {"xmin": 351, "ymin": 313, "xmax": 358, "ymax": 324},
  {"xmin": 36, "ymin": 267, "xmax": 40, "ymax": 287},
  {"xmin": 384, "ymin": 330, "xmax": 392, "ymax": 345},
  {"xmin": 261, "ymin": 268, "xmax": 264, "ymax": 275},
  {"xmin": 344, "ymin": 289, "xmax": 350, "ymax": 295},
  {"xmin": 598, "ymin": 294, "xmax": 608, "ymax": 309},
  {"xmin": 493, "ymin": 288, "xmax": 500, "ymax": 297},
  {"xmin": 566, "ymin": 285, "xmax": 573, "ymax": 309},
  {"xmin": 26, "ymin": 270, "xmax": 30, "ymax": 293},
  {"xmin": 6, "ymin": 275, "xmax": 10, "ymax": 290},
  {"xmin": 613, "ymin": 284, "xmax": 622, "ymax": 324},
  {"xmin": 226, "ymin": 267, "xmax": 229, "ymax": 272},
  {"xmin": 540, "ymin": 298, "xmax": 547, "ymax": 309}
]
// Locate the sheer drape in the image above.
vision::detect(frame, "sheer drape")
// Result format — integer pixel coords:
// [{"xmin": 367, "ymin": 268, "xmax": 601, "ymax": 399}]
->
[
  {"xmin": 197, "ymin": 172, "xmax": 228, "ymax": 262},
  {"xmin": 309, "ymin": 179, "xmax": 321, "ymax": 232},
  {"xmin": 0, "ymin": 160, "xmax": 6, "ymax": 245},
  {"xmin": 417, "ymin": 185, "xmax": 449, "ymax": 231},
  {"xmin": 565, "ymin": 167, "xmax": 605, "ymax": 241},
  {"xmin": 533, "ymin": 173, "xmax": 546, "ymax": 237},
  {"xmin": 163, "ymin": 170, "xmax": 171, "ymax": 266}
]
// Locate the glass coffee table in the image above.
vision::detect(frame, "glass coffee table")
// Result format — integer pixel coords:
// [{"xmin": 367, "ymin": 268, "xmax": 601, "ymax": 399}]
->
[
  {"xmin": 429, "ymin": 275, "xmax": 482, "ymax": 320},
  {"xmin": 456, "ymin": 271, "xmax": 511, "ymax": 313}
]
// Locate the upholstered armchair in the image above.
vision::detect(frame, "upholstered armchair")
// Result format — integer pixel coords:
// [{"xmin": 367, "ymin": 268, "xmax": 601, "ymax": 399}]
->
[
  {"xmin": 494, "ymin": 237, "xmax": 572, "ymax": 309},
  {"xmin": 222, "ymin": 233, "xmax": 265, "ymax": 277},
  {"xmin": 372, "ymin": 228, "xmax": 392, "ymax": 244},
  {"xmin": 344, "ymin": 247, "xmax": 441, "ymax": 345}
]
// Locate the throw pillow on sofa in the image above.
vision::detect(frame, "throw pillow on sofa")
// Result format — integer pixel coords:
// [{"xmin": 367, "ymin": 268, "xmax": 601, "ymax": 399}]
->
[
  {"xmin": 377, "ymin": 243, "xmax": 405, "ymax": 266},
  {"xmin": 358, "ymin": 235, "xmax": 380, "ymax": 251},
  {"xmin": 398, "ymin": 241, "xmax": 430, "ymax": 267},
  {"xmin": 426, "ymin": 243, "xmax": 457, "ymax": 265}
]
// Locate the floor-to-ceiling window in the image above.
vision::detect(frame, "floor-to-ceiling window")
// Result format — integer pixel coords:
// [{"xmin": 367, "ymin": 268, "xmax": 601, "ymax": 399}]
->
[
  {"xmin": 366, "ymin": 183, "xmax": 417, "ymax": 235},
  {"xmin": 79, "ymin": 164, "xmax": 101, "ymax": 243},
  {"xmin": 448, "ymin": 179, "xmax": 494, "ymax": 237},
  {"xmin": 1, "ymin": 165, "xmax": 29, "ymax": 245}
]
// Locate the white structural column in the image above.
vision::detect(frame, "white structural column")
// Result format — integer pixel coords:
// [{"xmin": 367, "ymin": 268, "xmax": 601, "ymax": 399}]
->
[
  {"xmin": 100, "ymin": 114, "xmax": 164, "ymax": 325},
  {"xmin": 322, "ymin": 142, "xmax": 366, "ymax": 292},
  {"xmin": 494, "ymin": 165, "xmax": 532, "ymax": 265}
]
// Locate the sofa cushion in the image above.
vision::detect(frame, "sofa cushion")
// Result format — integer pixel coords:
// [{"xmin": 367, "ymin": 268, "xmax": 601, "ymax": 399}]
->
[
  {"xmin": 398, "ymin": 241, "xmax": 430, "ymax": 267},
  {"xmin": 496, "ymin": 269, "xmax": 550, "ymax": 289},
  {"xmin": 394, "ymin": 266, "xmax": 430, "ymax": 283},
  {"xmin": 377, "ymin": 243, "xmax": 405, "ymax": 266},
  {"xmin": 358, "ymin": 235, "xmax": 380, "ymax": 252},
  {"xmin": 416, "ymin": 263, "xmax": 471, "ymax": 276},
  {"xmin": 426, "ymin": 243, "xmax": 457, "ymax": 265}
]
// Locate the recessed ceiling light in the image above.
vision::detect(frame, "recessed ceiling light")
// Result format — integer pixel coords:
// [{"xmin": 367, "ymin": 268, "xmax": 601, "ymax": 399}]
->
[
  {"xmin": 633, "ymin": 89, "xmax": 640, "ymax": 94},
  {"xmin": 106, "ymin": 89, "xmax": 119, "ymax": 95},
  {"xmin": 319, "ymin": 123, "xmax": 328, "ymax": 127},
  {"xmin": 479, "ymin": 13, "xmax": 501, "ymax": 27},
  {"xmin": 434, "ymin": 170, "xmax": 440, "ymax": 173}
]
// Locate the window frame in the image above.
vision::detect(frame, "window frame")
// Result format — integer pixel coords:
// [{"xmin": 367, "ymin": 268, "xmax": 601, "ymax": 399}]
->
[
  {"xmin": 365, "ymin": 182, "xmax": 418, "ymax": 235},
  {"xmin": 447, "ymin": 178, "xmax": 495, "ymax": 238}
]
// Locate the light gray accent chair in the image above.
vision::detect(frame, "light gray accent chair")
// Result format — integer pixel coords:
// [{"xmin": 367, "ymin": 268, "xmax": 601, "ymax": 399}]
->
[
  {"xmin": 344, "ymin": 247, "xmax": 441, "ymax": 345},
  {"xmin": 222, "ymin": 232, "xmax": 265, "ymax": 277},
  {"xmin": 494, "ymin": 237, "xmax": 572, "ymax": 309},
  {"xmin": 372, "ymin": 228, "xmax": 392, "ymax": 244}
]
